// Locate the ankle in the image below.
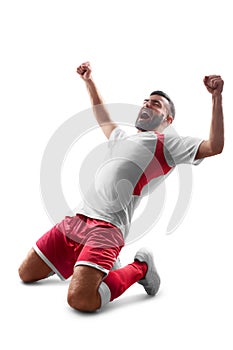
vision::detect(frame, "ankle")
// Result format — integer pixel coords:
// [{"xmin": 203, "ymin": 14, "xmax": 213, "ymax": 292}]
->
[{"xmin": 133, "ymin": 260, "xmax": 148, "ymax": 278}]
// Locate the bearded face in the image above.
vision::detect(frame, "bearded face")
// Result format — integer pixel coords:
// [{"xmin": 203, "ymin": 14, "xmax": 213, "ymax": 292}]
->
[{"xmin": 135, "ymin": 107, "xmax": 165, "ymax": 131}]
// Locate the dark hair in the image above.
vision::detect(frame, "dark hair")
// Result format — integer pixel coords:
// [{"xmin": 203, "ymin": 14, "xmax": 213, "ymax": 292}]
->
[{"xmin": 150, "ymin": 90, "xmax": 175, "ymax": 119}]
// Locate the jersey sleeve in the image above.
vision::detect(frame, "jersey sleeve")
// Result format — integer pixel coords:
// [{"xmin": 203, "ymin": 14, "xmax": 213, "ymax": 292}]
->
[
  {"xmin": 108, "ymin": 127, "xmax": 128, "ymax": 144},
  {"xmin": 164, "ymin": 134, "xmax": 204, "ymax": 166}
]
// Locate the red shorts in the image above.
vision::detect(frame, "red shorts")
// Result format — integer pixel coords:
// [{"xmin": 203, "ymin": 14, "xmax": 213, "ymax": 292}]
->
[{"xmin": 34, "ymin": 214, "xmax": 124, "ymax": 280}]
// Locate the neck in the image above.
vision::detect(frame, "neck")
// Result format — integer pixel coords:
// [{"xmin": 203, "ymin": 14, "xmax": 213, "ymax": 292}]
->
[
  {"xmin": 155, "ymin": 124, "xmax": 166, "ymax": 133},
  {"xmin": 136, "ymin": 125, "xmax": 166, "ymax": 133}
]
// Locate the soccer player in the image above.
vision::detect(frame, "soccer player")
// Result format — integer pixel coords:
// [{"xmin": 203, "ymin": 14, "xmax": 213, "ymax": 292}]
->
[{"xmin": 18, "ymin": 62, "xmax": 224, "ymax": 312}]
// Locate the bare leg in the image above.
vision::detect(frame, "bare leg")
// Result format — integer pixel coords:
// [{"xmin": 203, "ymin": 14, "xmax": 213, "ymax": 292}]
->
[
  {"xmin": 67, "ymin": 266, "xmax": 105, "ymax": 312},
  {"xmin": 18, "ymin": 248, "xmax": 53, "ymax": 283}
]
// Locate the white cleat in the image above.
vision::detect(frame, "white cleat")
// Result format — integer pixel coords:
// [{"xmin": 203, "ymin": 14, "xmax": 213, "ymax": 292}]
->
[{"xmin": 135, "ymin": 248, "xmax": 161, "ymax": 296}]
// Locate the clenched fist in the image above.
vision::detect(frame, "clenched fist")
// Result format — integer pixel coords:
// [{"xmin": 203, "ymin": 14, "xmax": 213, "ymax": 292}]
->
[
  {"xmin": 77, "ymin": 61, "xmax": 92, "ymax": 80},
  {"xmin": 204, "ymin": 75, "xmax": 224, "ymax": 96}
]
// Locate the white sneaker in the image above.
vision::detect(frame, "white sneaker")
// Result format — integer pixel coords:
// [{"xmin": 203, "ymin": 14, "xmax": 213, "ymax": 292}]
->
[{"xmin": 135, "ymin": 248, "xmax": 161, "ymax": 296}]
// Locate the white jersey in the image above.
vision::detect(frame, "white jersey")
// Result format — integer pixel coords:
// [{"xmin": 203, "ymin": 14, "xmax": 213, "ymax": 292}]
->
[{"xmin": 76, "ymin": 128, "xmax": 203, "ymax": 239}]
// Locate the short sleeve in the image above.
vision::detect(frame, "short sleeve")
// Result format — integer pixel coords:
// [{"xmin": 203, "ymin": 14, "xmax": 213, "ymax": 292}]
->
[
  {"xmin": 164, "ymin": 134, "xmax": 204, "ymax": 166},
  {"xmin": 108, "ymin": 127, "xmax": 128, "ymax": 145}
]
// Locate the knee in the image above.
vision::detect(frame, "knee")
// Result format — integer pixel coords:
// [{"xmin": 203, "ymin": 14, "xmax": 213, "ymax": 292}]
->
[
  {"xmin": 67, "ymin": 289, "xmax": 100, "ymax": 312},
  {"xmin": 18, "ymin": 264, "xmax": 31, "ymax": 283},
  {"xmin": 18, "ymin": 262, "xmax": 36, "ymax": 283}
]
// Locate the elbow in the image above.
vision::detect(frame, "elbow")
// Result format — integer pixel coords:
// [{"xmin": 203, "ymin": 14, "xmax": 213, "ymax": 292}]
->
[
  {"xmin": 209, "ymin": 137, "xmax": 224, "ymax": 156},
  {"xmin": 211, "ymin": 143, "xmax": 224, "ymax": 155},
  {"xmin": 218, "ymin": 144, "xmax": 224, "ymax": 154}
]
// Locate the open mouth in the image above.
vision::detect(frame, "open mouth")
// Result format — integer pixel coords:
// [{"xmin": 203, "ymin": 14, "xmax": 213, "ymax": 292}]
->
[{"xmin": 140, "ymin": 109, "xmax": 152, "ymax": 120}]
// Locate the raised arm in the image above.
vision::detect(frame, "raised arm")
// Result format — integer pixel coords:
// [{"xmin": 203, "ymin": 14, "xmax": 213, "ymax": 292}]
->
[
  {"xmin": 77, "ymin": 62, "xmax": 118, "ymax": 139},
  {"xmin": 195, "ymin": 75, "xmax": 224, "ymax": 159}
]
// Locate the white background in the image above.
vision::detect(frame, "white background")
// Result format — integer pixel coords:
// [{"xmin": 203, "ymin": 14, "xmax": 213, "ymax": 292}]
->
[{"xmin": 1, "ymin": 0, "xmax": 233, "ymax": 349}]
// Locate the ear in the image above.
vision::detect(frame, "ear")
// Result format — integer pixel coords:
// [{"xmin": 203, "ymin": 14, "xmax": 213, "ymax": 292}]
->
[{"xmin": 166, "ymin": 115, "xmax": 173, "ymax": 125}]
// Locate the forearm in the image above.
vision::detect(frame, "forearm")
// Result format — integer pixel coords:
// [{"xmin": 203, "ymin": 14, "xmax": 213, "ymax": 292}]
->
[
  {"xmin": 85, "ymin": 78, "xmax": 112, "ymax": 125},
  {"xmin": 209, "ymin": 94, "xmax": 224, "ymax": 154},
  {"xmin": 85, "ymin": 78, "xmax": 103, "ymax": 105}
]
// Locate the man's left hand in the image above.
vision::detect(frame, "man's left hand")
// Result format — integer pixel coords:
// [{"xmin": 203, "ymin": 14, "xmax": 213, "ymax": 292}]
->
[{"xmin": 204, "ymin": 75, "xmax": 224, "ymax": 96}]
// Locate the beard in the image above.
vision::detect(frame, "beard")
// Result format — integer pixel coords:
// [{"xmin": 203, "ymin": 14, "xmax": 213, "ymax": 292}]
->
[{"xmin": 135, "ymin": 108, "xmax": 165, "ymax": 131}]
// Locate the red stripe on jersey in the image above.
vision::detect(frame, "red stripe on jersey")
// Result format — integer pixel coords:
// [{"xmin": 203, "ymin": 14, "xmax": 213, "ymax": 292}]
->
[{"xmin": 133, "ymin": 133, "xmax": 173, "ymax": 196}]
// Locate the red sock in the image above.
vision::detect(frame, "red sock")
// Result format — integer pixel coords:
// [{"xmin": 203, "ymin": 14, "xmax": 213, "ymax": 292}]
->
[{"xmin": 103, "ymin": 260, "xmax": 147, "ymax": 301}]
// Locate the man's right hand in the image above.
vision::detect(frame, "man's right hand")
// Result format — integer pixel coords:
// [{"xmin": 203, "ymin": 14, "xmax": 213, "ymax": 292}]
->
[
  {"xmin": 77, "ymin": 62, "xmax": 92, "ymax": 80},
  {"xmin": 76, "ymin": 61, "xmax": 117, "ymax": 139}
]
